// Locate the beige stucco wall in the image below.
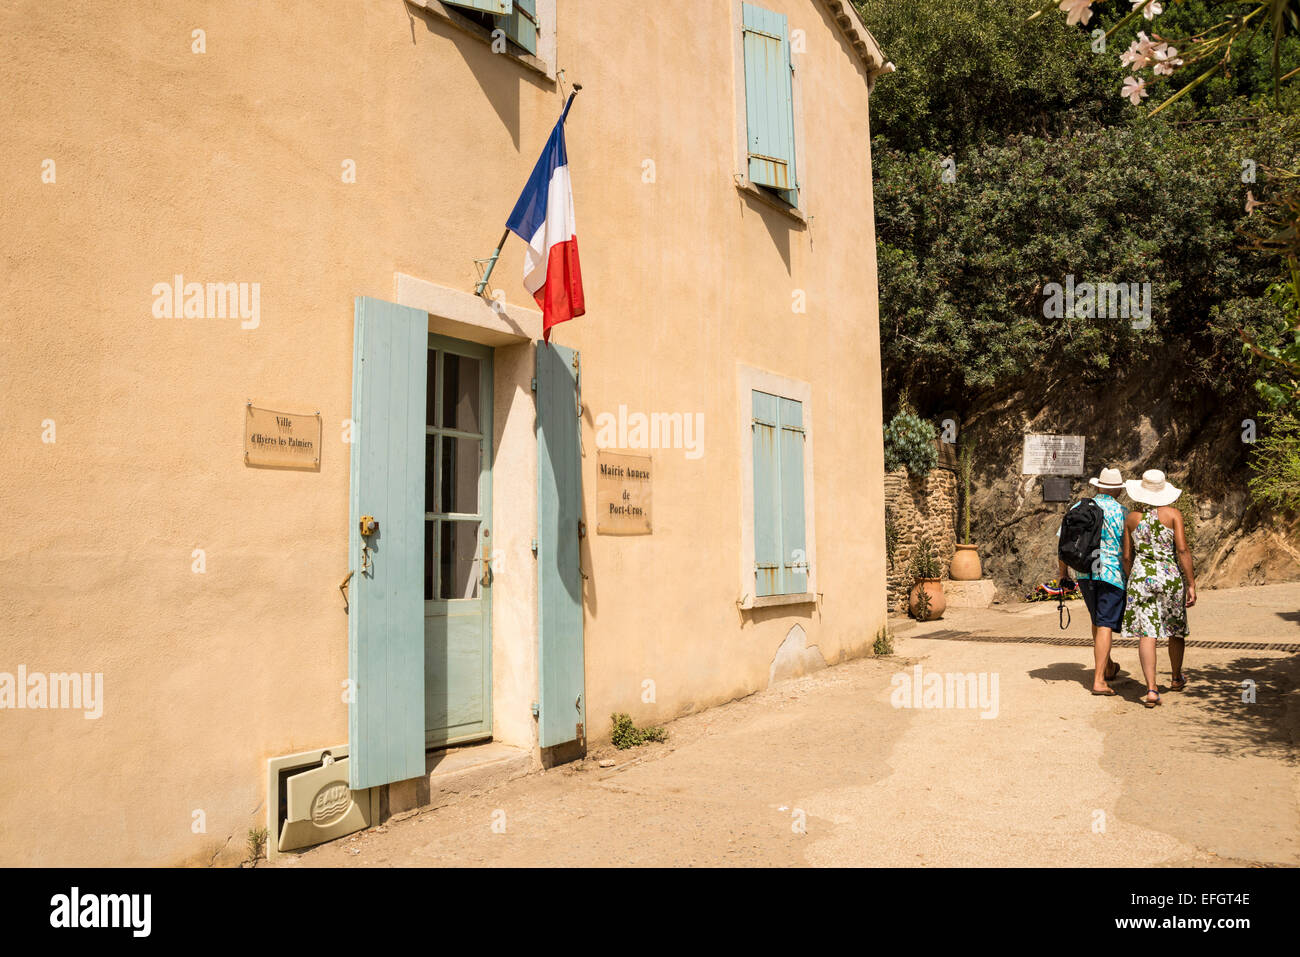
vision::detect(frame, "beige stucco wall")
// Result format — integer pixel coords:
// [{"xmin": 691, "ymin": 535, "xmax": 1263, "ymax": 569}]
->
[{"xmin": 0, "ymin": 0, "xmax": 886, "ymax": 865}]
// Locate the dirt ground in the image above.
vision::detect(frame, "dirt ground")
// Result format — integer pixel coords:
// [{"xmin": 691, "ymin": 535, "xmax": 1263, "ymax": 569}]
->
[{"xmin": 288, "ymin": 583, "xmax": 1300, "ymax": 867}]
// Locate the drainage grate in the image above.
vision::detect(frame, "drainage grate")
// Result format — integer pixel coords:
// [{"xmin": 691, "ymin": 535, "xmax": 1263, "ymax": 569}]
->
[{"xmin": 912, "ymin": 632, "xmax": 1300, "ymax": 653}]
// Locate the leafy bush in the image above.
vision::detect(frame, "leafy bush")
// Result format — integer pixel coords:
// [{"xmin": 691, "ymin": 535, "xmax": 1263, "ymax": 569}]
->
[
  {"xmin": 885, "ymin": 504, "xmax": 900, "ymax": 569},
  {"xmin": 884, "ymin": 409, "xmax": 939, "ymax": 477},
  {"xmin": 907, "ymin": 535, "xmax": 943, "ymax": 580},
  {"xmin": 610, "ymin": 712, "xmax": 667, "ymax": 750},
  {"xmin": 1249, "ymin": 413, "xmax": 1300, "ymax": 512},
  {"xmin": 872, "ymin": 626, "xmax": 894, "ymax": 656}
]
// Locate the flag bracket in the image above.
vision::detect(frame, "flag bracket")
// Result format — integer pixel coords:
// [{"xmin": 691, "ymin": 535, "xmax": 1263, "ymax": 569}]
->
[{"xmin": 473, "ymin": 227, "xmax": 511, "ymax": 298}]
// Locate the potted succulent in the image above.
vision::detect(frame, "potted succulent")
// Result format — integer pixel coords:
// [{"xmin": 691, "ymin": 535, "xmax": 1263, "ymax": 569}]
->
[
  {"xmin": 950, "ymin": 436, "xmax": 982, "ymax": 581},
  {"xmin": 907, "ymin": 535, "xmax": 946, "ymax": 620}
]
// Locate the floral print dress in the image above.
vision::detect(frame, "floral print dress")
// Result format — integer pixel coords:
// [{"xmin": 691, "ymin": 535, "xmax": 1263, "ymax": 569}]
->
[{"xmin": 1123, "ymin": 509, "xmax": 1188, "ymax": 641}]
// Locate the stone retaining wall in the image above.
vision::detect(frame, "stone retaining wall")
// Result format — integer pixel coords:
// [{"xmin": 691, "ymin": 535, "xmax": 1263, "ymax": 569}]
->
[{"xmin": 885, "ymin": 466, "xmax": 958, "ymax": 612}]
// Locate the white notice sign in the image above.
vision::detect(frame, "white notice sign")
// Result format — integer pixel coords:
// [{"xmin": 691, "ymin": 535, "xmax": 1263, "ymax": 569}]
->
[{"xmin": 1021, "ymin": 434, "xmax": 1085, "ymax": 476}]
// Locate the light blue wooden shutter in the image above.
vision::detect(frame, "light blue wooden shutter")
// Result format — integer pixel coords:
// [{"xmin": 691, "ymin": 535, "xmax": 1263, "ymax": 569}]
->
[
  {"xmin": 536, "ymin": 342, "xmax": 585, "ymax": 748},
  {"xmin": 778, "ymin": 397, "xmax": 807, "ymax": 594},
  {"xmin": 348, "ymin": 297, "xmax": 428, "ymax": 790},
  {"xmin": 742, "ymin": 3, "xmax": 797, "ymax": 202},
  {"xmin": 752, "ymin": 391, "xmax": 782, "ymax": 597},
  {"xmin": 444, "ymin": 0, "xmax": 513, "ymax": 14},
  {"xmin": 501, "ymin": 0, "xmax": 538, "ymax": 54}
]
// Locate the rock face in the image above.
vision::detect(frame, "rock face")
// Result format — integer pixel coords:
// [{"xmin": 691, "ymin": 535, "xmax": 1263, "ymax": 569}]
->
[
  {"xmin": 885, "ymin": 467, "xmax": 957, "ymax": 612},
  {"xmin": 958, "ymin": 373, "xmax": 1300, "ymax": 597}
]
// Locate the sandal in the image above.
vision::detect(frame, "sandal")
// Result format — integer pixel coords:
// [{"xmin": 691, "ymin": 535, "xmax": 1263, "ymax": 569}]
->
[
  {"xmin": 1169, "ymin": 674, "xmax": 1186, "ymax": 692},
  {"xmin": 1092, "ymin": 687, "xmax": 1117, "ymax": 696},
  {"xmin": 1142, "ymin": 689, "xmax": 1162, "ymax": 708}
]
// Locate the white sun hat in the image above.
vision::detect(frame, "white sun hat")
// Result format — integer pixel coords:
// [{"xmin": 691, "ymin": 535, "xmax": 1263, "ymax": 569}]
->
[
  {"xmin": 1088, "ymin": 467, "xmax": 1125, "ymax": 491},
  {"xmin": 1125, "ymin": 469, "xmax": 1182, "ymax": 506}
]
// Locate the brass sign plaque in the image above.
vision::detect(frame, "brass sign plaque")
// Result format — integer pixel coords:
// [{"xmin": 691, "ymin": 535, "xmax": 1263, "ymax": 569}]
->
[
  {"xmin": 596, "ymin": 451, "xmax": 652, "ymax": 535},
  {"xmin": 245, "ymin": 405, "xmax": 321, "ymax": 470}
]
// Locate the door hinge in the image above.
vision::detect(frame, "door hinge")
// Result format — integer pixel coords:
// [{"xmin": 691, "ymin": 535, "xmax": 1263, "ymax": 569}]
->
[
  {"xmin": 530, "ymin": 701, "xmax": 539, "ymax": 718},
  {"xmin": 530, "ymin": 538, "xmax": 538, "ymax": 556},
  {"xmin": 530, "ymin": 377, "xmax": 537, "ymax": 392}
]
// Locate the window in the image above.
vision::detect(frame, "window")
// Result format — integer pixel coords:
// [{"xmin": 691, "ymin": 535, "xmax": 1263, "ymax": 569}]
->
[
  {"xmin": 443, "ymin": 0, "xmax": 537, "ymax": 55},
  {"xmin": 751, "ymin": 389, "xmax": 808, "ymax": 598},
  {"xmin": 408, "ymin": 0, "xmax": 554, "ymax": 76},
  {"xmin": 740, "ymin": 3, "xmax": 798, "ymax": 207}
]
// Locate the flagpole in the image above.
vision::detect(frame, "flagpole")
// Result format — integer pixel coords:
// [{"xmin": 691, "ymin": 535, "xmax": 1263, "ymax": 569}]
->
[{"xmin": 473, "ymin": 87, "xmax": 581, "ymax": 298}]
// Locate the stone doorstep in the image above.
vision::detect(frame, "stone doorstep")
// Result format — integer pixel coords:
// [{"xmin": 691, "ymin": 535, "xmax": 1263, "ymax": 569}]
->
[
  {"xmin": 943, "ymin": 579, "xmax": 998, "ymax": 609},
  {"xmin": 384, "ymin": 741, "xmax": 534, "ymax": 821}
]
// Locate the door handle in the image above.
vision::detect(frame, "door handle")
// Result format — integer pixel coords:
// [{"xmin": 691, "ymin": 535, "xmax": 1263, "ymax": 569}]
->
[{"xmin": 480, "ymin": 544, "xmax": 493, "ymax": 588}]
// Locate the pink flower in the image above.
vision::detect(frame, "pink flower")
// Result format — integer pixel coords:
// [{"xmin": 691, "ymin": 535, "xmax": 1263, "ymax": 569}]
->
[
  {"xmin": 1122, "ymin": 75, "xmax": 1149, "ymax": 105},
  {"xmin": 1059, "ymin": 0, "xmax": 1095, "ymax": 27},
  {"xmin": 1131, "ymin": 0, "xmax": 1163, "ymax": 20},
  {"xmin": 1122, "ymin": 31, "xmax": 1158, "ymax": 69},
  {"xmin": 1153, "ymin": 45, "xmax": 1182, "ymax": 75}
]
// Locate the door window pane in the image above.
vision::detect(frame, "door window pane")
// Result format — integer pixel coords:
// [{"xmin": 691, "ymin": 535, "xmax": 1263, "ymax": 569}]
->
[
  {"xmin": 426, "ymin": 349, "xmax": 439, "ymax": 427},
  {"xmin": 440, "ymin": 435, "xmax": 480, "ymax": 515},
  {"xmin": 424, "ymin": 520, "xmax": 434, "ymax": 601},
  {"xmin": 441, "ymin": 353, "xmax": 481, "ymax": 434},
  {"xmin": 439, "ymin": 521, "xmax": 482, "ymax": 600}
]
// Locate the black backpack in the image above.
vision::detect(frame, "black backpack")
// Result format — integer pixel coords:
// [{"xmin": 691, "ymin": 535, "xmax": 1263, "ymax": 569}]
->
[{"xmin": 1058, "ymin": 500, "xmax": 1104, "ymax": 574}]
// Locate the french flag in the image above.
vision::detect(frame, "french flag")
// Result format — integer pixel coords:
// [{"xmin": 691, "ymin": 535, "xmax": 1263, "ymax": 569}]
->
[{"xmin": 506, "ymin": 95, "xmax": 585, "ymax": 342}]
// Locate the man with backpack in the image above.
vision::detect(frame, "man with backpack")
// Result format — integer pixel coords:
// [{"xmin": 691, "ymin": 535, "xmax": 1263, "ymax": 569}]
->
[{"xmin": 1057, "ymin": 467, "xmax": 1130, "ymax": 696}]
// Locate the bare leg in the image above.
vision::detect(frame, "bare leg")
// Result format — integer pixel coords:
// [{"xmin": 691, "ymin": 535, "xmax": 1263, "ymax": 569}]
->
[
  {"xmin": 1139, "ymin": 636, "xmax": 1159, "ymax": 704},
  {"xmin": 1168, "ymin": 636, "xmax": 1185, "ymax": 688},
  {"xmin": 1093, "ymin": 625, "xmax": 1115, "ymax": 692}
]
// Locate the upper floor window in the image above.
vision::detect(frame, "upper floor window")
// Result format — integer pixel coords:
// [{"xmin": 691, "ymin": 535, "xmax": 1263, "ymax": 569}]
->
[
  {"xmin": 407, "ymin": 0, "xmax": 555, "ymax": 77},
  {"xmin": 442, "ymin": 0, "xmax": 538, "ymax": 56},
  {"xmin": 740, "ymin": 3, "xmax": 799, "ymax": 208}
]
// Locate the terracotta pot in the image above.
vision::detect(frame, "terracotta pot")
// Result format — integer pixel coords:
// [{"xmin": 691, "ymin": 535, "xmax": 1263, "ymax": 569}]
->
[
  {"xmin": 908, "ymin": 578, "xmax": 946, "ymax": 621},
  {"xmin": 949, "ymin": 544, "xmax": 982, "ymax": 581}
]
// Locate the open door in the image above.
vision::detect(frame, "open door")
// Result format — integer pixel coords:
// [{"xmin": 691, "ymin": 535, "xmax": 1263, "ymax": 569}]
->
[
  {"xmin": 535, "ymin": 341, "xmax": 586, "ymax": 749},
  {"xmin": 348, "ymin": 296, "xmax": 428, "ymax": 790}
]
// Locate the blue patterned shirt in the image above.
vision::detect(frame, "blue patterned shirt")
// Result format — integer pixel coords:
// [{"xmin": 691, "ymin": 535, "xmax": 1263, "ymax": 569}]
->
[{"xmin": 1061, "ymin": 494, "xmax": 1128, "ymax": 590}]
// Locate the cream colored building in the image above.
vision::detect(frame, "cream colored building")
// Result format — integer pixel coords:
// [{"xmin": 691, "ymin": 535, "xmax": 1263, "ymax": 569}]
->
[{"xmin": 0, "ymin": 0, "xmax": 889, "ymax": 865}]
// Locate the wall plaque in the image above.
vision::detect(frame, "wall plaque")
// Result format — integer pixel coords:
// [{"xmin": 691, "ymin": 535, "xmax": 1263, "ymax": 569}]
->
[
  {"xmin": 245, "ymin": 405, "xmax": 321, "ymax": 470},
  {"xmin": 596, "ymin": 451, "xmax": 652, "ymax": 535},
  {"xmin": 1021, "ymin": 433, "xmax": 1085, "ymax": 476}
]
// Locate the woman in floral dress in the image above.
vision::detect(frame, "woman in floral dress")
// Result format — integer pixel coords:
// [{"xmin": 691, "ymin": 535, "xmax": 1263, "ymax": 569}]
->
[{"xmin": 1121, "ymin": 470, "xmax": 1197, "ymax": 708}]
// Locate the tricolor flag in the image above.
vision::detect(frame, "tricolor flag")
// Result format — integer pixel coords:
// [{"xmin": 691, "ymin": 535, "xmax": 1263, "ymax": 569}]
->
[{"xmin": 506, "ymin": 95, "xmax": 585, "ymax": 341}]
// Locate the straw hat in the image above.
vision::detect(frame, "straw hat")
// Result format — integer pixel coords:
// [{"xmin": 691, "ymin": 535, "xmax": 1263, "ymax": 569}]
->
[
  {"xmin": 1125, "ymin": 469, "xmax": 1182, "ymax": 506},
  {"xmin": 1088, "ymin": 467, "xmax": 1125, "ymax": 491}
]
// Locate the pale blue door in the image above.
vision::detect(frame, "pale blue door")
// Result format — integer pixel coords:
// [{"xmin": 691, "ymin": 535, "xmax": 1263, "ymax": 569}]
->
[
  {"xmin": 348, "ymin": 297, "xmax": 428, "ymax": 790},
  {"xmin": 535, "ymin": 342, "xmax": 585, "ymax": 748},
  {"xmin": 425, "ymin": 334, "xmax": 494, "ymax": 747}
]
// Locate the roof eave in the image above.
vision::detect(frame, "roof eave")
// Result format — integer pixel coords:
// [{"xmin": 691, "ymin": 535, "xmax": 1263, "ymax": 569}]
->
[{"xmin": 818, "ymin": 0, "xmax": 888, "ymax": 80}]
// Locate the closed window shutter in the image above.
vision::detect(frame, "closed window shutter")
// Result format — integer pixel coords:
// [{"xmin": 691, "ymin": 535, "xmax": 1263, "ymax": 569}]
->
[
  {"xmin": 752, "ymin": 390, "xmax": 782, "ymax": 597},
  {"xmin": 741, "ymin": 3, "xmax": 797, "ymax": 202},
  {"xmin": 443, "ymin": 0, "xmax": 513, "ymax": 14},
  {"xmin": 500, "ymin": 0, "xmax": 538, "ymax": 54},
  {"xmin": 778, "ymin": 397, "xmax": 807, "ymax": 594}
]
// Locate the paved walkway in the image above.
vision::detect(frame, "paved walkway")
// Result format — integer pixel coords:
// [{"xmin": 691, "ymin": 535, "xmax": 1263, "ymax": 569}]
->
[{"xmin": 290, "ymin": 583, "xmax": 1300, "ymax": 867}]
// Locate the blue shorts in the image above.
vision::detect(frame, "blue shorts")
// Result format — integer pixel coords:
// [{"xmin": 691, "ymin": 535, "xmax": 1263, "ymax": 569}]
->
[{"xmin": 1078, "ymin": 579, "xmax": 1126, "ymax": 631}]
